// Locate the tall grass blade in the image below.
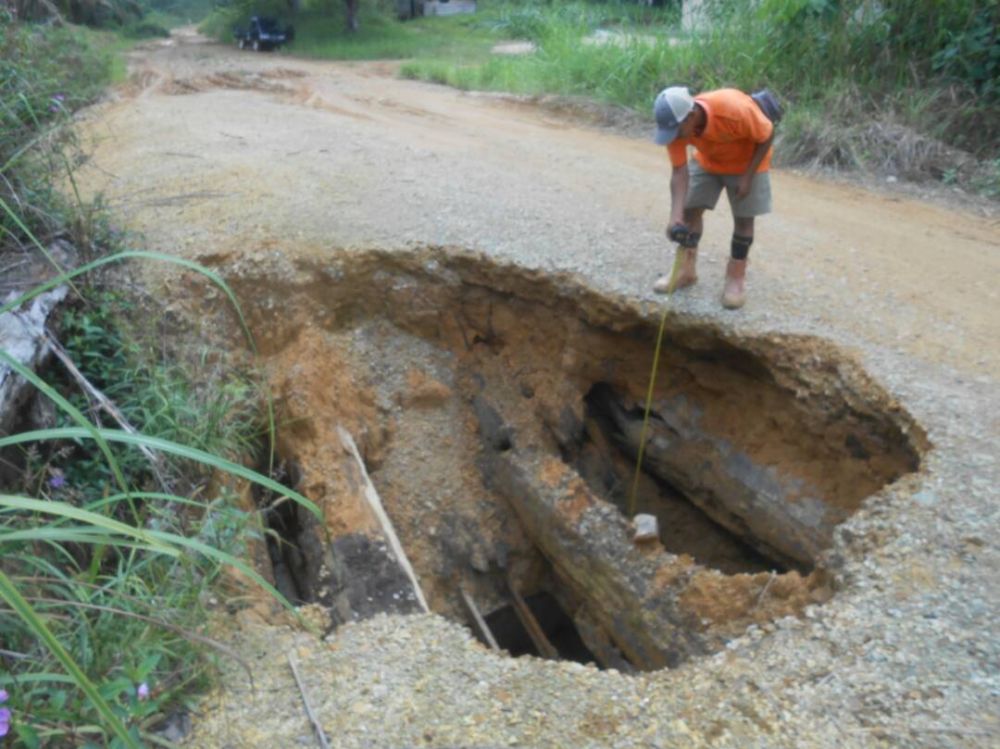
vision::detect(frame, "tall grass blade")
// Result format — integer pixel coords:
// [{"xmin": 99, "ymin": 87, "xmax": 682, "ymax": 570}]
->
[
  {"xmin": 0, "ymin": 495, "xmax": 177, "ymax": 552},
  {"xmin": 147, "ymin": 528, "xmax": 294, "ymax": 611},
  {"xmin": 0, "ymin": 427, "xmax": 319, "ymax": 518},
  {"xmin": 22, "ymin": 595, "xmax": 256, "ymax": 682},
  {"xmin": 0, "ymin": 528, "xmax": 164, "ymax": 550},
  {"xmin": 0, "ymin": 349, "xmax": 131, "ymax": 497},
  {"xmin": 0, "ymin": 673, "xmax": 76, "ymax": 687}
]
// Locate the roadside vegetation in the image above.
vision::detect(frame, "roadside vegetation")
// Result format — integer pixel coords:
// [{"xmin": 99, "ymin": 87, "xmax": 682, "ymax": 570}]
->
[
  {"xmin": 400, "ymin": 0, "xmax": 999, "ymax": 196},
  {"xmin": 1, "ymin": 6, "xmax": 310, "ymax": 746}
]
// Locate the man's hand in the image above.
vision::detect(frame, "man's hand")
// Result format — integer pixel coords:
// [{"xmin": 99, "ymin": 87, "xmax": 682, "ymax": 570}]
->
[
  {"xmin": 667, "ymin": 223, "xmax": 690, "ymax": 245},
  {"xmin": 667, "ymin": 223, "xmax": 700, "ymax": 248},
  {"xmin": 735, "ymin": 174, "xmax": 753, "ymax": 201}
]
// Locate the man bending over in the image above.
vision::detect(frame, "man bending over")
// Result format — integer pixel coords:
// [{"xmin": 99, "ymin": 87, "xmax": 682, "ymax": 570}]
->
[{"xmin": 653, "ymin": 86, "xmax": 774, "ymax": 309}]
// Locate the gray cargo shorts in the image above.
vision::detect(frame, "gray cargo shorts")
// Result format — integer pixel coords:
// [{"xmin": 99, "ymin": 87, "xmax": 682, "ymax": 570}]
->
[{"xmin": 686, "ymin": 160, "xmax": 772, "ymax": 217}]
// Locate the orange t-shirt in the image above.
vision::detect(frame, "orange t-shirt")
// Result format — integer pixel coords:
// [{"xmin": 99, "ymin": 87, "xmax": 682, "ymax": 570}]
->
[{"xmin": 666, "ymin": 89, "xmax": 773, "ymax": 175}]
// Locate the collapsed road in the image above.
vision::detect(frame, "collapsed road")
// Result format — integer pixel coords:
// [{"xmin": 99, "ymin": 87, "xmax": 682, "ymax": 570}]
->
[{"xmin": 69, "ymin": 28, "xmax": 1000, "ymax": 749}]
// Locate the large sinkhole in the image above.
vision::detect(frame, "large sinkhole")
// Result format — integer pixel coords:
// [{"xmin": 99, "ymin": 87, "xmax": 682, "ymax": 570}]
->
[{"xmin": 210, "ymin": 247, "xmax": 926, "ymax": 672}]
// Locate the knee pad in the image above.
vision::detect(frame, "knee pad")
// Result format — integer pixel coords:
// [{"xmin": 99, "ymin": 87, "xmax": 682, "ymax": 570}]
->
[
  {"xmin": 731, "ymin": 234, "xmax": 753, "ymax": 260},
  {"xmin": 682, "ymin": 231, "xmax": 701, "ymax": 249}
]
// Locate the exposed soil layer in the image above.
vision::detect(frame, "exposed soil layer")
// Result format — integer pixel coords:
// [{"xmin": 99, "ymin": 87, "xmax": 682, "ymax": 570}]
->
[{"xmin": 194, "ymin": 245, "xmax": 925, "ymax": 670}]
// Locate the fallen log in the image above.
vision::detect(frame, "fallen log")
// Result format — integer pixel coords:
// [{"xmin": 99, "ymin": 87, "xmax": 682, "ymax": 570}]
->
[
  {"xmin": 0, "ymin": 287, "xmax": 67, "ymax": 438},
  {"xmin": 590, "ymin": 385, "xmax": 844, "ymax": 568},
  {"xmin": 474, "ymin": 395, "xmax": 826, "ymax": 670}
]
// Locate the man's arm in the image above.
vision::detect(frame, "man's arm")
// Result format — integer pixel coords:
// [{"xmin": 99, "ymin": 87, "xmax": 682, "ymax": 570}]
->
[{"xmin": 736, "ymin": 132, "xmax": 773, "ymax": 200}]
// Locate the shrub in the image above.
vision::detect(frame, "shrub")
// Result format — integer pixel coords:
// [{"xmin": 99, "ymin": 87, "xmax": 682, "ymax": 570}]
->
[{"xmin": 122, "ymin": 20, "xmax": 172, "ymax": 38}]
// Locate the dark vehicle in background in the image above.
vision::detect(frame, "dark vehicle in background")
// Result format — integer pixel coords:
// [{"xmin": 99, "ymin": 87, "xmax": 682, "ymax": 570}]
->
[{"xmin": 234, "ymin": 16, "xmax": 294, "ymax": 52}]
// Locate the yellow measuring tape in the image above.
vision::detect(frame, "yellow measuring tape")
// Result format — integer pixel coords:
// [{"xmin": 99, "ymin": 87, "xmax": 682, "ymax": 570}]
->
[{"xmin": 627, "ymin": 248, "xmax": 684, "ymax": 518}]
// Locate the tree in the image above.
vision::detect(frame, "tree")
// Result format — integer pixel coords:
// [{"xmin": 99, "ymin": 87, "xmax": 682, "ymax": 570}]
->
[{"xmin": 345, "ymin": 0, "xmax": 358, "ymax": 31}]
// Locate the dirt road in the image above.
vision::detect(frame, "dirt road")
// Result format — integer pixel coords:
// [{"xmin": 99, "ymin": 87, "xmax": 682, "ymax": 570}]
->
[
  {"xmin": 74, "ymin": 29, "xmax": 1000, "ymax": 748},
  {"xmin": 78, "ymin": 29, "xmax": 999, "ymax": 378}
]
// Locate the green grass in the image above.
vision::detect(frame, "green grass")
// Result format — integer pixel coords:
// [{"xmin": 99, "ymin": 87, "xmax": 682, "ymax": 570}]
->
[
  {"xmin": 85, "ymin": 27, "xmax": 147, "ymax": 84},
  {"xmin": 1, "ymin": 16, "xmax": 127, "ymax": 252},
  {"xmin": 290, "ymin": 12, "xmax": 498, "ymax": 61},
  {"xmin": 0, "ymin": 12, "xmax": 313, "ymax": 746},
  {"xmin": 401, "ymin": 22, "xmax": 680, "ymax": 106}
]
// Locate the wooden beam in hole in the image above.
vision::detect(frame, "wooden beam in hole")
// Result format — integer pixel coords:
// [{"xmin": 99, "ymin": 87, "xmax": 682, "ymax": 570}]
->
[
  {"xmin": 337, "ymin": 425, "xmax": 430, "ymax": 613},
  {"xmin": 459, "ymin": 586, "xmax": 500, "ymax": 651},
  {"xmin": 506, "ymin": 578, "xmax": 558, "ymax": 660}
]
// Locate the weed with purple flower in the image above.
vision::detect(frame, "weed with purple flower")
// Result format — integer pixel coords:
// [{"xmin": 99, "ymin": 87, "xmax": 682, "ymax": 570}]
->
[{"xmin": 0, "ymin": 688, "xmax": 11, "ymax": 737}]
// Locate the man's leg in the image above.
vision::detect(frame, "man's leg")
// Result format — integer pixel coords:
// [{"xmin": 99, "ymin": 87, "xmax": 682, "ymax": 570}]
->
[
  {"xmin": 684, "ymin": 206, "xmax": 706, "ymax": 237},
  {"xmin": 733, "ymin": 216, "xmax": 754, "ymax": 242},
  {"xmin": 722, "ymin": 216, "xmax": 754, "ymax": 309},
  {"xmin": 673, "ymin": 206, "xmax": 705, "ymax": 288},
  {"xmin": 654, "ymin": 205, "xmax": 705, "ymax": 293},
  {"xmin": 654, "ymin": 163, "xmax": 720, "ymax": 294},
  {"xmin": 721, "ymin": 172, "xmax": 771, "ymax": 309}
]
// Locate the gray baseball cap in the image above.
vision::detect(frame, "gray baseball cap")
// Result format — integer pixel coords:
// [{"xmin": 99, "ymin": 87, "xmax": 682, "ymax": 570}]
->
[{"xmin": 653, "ymin": 86, "xmax": 695, "ymax": 145}]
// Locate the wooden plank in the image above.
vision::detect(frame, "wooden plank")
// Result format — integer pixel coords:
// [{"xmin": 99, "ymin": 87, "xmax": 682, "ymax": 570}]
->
[
  {"xmin": 337, "ymin": 425, "xmax": 430, "ymax": 613},
  {"xmin": 459, "ymin": 586, "xmax": 500, "ymax": 651},
  {"xmin": 506, "ymin": 578, "xmax": 558, "ymax": 660}
]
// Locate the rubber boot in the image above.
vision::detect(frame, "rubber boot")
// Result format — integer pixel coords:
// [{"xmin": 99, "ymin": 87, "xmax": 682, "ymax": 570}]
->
[
  {"xmin": 653, "ymin": 248, "xmax": 698, "ymax": 294},
  {"xmin": 721, "ymin": 258, "xmax": 748, "ymax": 309}
]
